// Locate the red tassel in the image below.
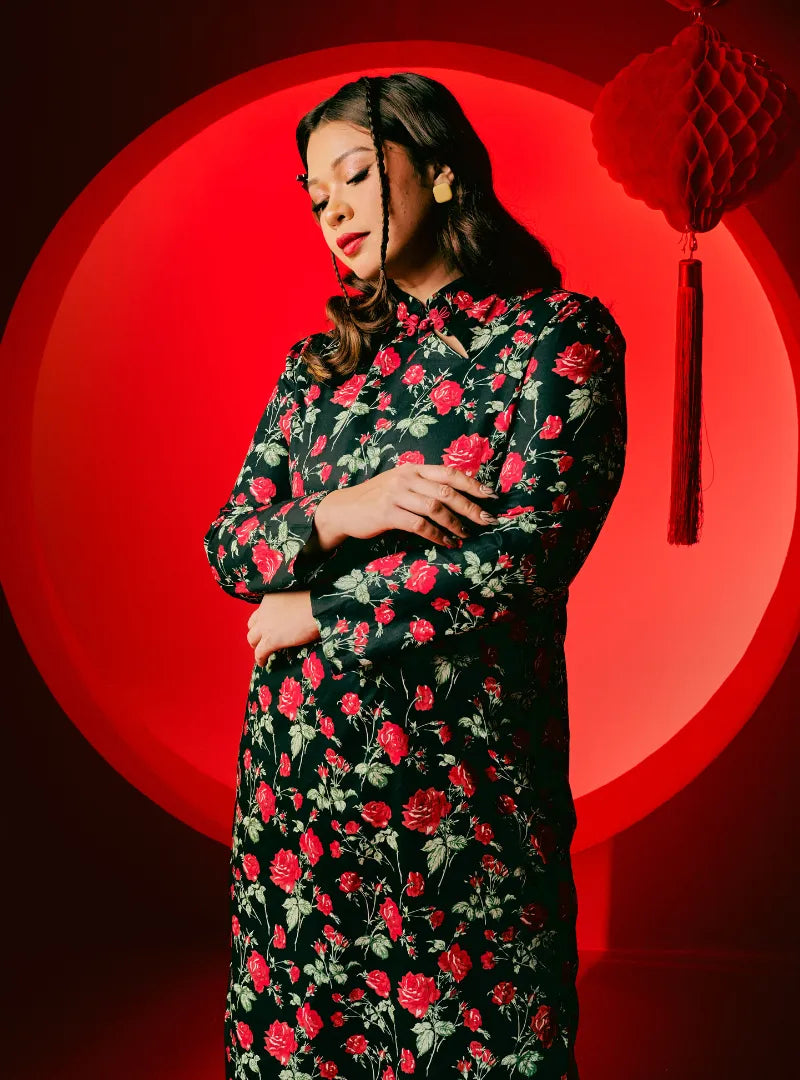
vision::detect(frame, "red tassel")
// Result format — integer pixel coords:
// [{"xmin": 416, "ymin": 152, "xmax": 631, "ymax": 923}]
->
[{"xmin": 668, "ymin": 257, "xmax": 704, "ymax": 545}]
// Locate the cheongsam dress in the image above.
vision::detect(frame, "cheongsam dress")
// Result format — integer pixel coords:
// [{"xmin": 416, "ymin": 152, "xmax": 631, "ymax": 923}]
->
[{"xmin": 203, "ymin": 272, "xmax": 628, "ymax": 1080}]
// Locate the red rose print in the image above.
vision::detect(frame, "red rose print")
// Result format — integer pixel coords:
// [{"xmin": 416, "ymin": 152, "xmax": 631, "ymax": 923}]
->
[
  {"xmin": 345, "ymin": 1034, "xmax": 368, "ymax": 1055},
  {"xmin": 242, "ymin": 853, "xmax": 260, "ymax": 881},
  {"xmin": 366, "ymin": 551, "xmax": 407, "ymax": 576},
  {"xmin": 414, "ymin": 685, "xmax": 434, "ymax": 710},
  {"xmin": 236, "ymin": 1021, "xmax": 254, "ymax": 1049},
  {"xmin": 438, "ymin": 943, "xmax": 473, "ymax": 982},
  {"xmin": 273, "ymin": 924, "xmax": 286, "ymax": 948},
  {"xmin": 234, "ymin": 515, "xmax": 260, "ymax": 544},
  {"xmin": 269, "ymin": 849, "xmax": 302, "ymax": 894},
  {"xmin": 250, "ymin": 476, "xmax": 277, "ymax": 504},
  {"xmin": 277, "ymin": 676, "xmax": 304, "ymax": 721},
  {"xmin": 429, "ymin": 379, "xmax": 464, "ymax": 415},
  {"xmin": 341, "ymin": 692, "xmax": 361, "ymax": 716},
  {"xmin": 252, "ymin": 540, "xmax": 283, "ymax": 583},
  {"xmin": 405, "ymin": 559, "xmax": 439, "ymax": 594},
  {"xmin": 296, "ymin": 1003, "xmax": 324, "ymax": 1039},
  {"xmin": 441, "ymin": 433, "xmax": 493, "ymax": 475},
  {"xmin": 400, "ymin": 1047, "xmax": 416, "ymax": 1073},
  {"xmin": 491, "ymin": 980, "xmax": 516, "ymax": 1005},
  {"xmin": 256, "ymin": 782, "xmax": 275, "ymax": 822},
  {"xmin": 375, "ymin": 602, "xmax": 396, "ymax": 625},
  {"xmin": 402, "ymin": 788, "xmax": 452, "ymax": 835},
  {"xmin": 401, "ymin": 365, "xmax": 425, "ymax": 386},
  {"xmin": 332, "ymin": 373, "xmax": 368, "ymax": 407},
  {"xmin": 300, "ymin": 827, "xmax": 324, "ymax": 865},
  {"xmin": 409, "ymin": 618, "xmax": 435, "ymax": 644},
  {"xmin": 247, "ymin": 951, "xmax": 270, "ymax": 993},
  {"xmin": 302, "ymin": 651, "xmax": 324, "ymax": 689},
  {"xmin": 264, "ymin": 1020, "xmax": 297, "ymax": 1064},
  {"xmin": 366, "ymin": 969, "xmax": 392, "ymax": 997},
  {"xmin": 494, "ymin": 403, "xmax": 517, "ymax": 432},
  {"xmin": 498, "ymin": 452, "xmax": 524, "ymax": 493},
  {"xmin": 339, "ymin": 871, "xmax": 362, "ymax": 893},
  {"xmin": 463, "ymin": 1007, "xmax": 482, "ymax": 1031},
  {"xmin": 320, "ymin": 1062, "xmax": 338, "ymax": 1077},
  {"xmin": 449, "ymin": 761, "xmax": 477, "ymax": 797},
  {"xmin": 530, "ymin": 1004, "xmax": 557, "ymax": 1049},
  {"xmin": 362, "ymin": 801, "xmax": 392, "ymax": 828},
  {"xmin": 310, "ymin": 434, "xmax": 327, "ymax": 456},
  {"xmin": 539, "ymin": 414, "xmax": 563, "ymax": 440},
  {"xmin": 554, "ymin": 340, "xmax": 603, "ymax": 385},
  {"xmin": 377, "ymin": 721, "xmax": 409, "ymax": 765},
  {"xmin": 397, "ymin": 972, "xmax": 441, "ymax": 1018},
  {"xmin": 380, "ymin": 897, "xmax": 403, "ymax": 941},
  {"xmin": 406, "ymin": 871, "xmax": 425, "ymax": 897},
  {"xmin": 375, "ymin": 346, "xmax": 403, "ymax": 375}
]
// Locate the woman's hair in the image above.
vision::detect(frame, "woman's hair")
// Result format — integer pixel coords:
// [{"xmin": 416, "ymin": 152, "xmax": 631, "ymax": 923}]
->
[{"xmin": 295, "ymin": 72, "xmax": 563, "ymax": 384}]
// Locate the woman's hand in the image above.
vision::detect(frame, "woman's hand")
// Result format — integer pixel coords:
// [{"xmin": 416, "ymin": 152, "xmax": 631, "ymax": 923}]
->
[
  {"xmin": 246, "ymin": 590, "xmax": 320, "ymax": 667},
  {"xmin": 313, "ymin": 463, "xmax": 500, "ymax": 552}
]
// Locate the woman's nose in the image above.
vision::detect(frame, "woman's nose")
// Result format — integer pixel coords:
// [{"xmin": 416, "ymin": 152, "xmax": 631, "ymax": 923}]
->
[{"xmin": 323, "ymin": 199, "xmax": 352, "ymax": 228}]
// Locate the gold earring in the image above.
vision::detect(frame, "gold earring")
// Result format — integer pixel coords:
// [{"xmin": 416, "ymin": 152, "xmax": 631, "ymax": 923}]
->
[{"xmin": 433, "ymin": 180, "xmax": 453, "ymax": 203}]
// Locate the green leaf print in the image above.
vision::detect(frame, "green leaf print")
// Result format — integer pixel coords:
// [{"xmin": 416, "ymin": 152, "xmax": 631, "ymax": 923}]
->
[
  {"xmin": 369, "ymin": 934, "xmax": 391, "ymax": 958},
  {"xmin": 366, "ymin": 762, "xmax": 392, "ymax": 788},
  {"xmin": 422, "ymin": 835, "xmax": 447, "ymax": 873},
  {"xmin": 245, "ymin": 817, "xmax": 263, "ymax": 843},
  {"xmin": 411, "ymin": 1021, "xmax": 435, "ymax": 1055},
  {"xmin": 518, "ymin": 1049, "xmax": 545, "ymax": 1075}
]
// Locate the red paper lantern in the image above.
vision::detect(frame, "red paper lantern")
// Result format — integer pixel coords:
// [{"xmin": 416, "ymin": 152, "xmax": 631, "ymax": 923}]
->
[{"xmin": 591, "ymin": 8, "xmax": 800, "ymax": 543}]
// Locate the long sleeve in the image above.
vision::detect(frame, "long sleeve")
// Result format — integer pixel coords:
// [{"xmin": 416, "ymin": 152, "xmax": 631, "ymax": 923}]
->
[
  {"xmin": 308, "ymin": 294, "xmax": 627, "ymax": 671},
  {"xmin": 202, "ymin": 336, "xmax": 330, "ymax": 603}
]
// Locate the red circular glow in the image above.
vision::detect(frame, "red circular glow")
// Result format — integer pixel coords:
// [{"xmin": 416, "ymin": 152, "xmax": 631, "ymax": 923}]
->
[{"xmin": 2, "ymin": 47, "xmax": 798, "ymax": 846}]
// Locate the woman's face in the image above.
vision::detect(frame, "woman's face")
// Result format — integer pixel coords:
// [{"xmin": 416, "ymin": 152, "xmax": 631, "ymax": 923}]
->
[{"xmin": 304, "ymin": 120, "xmax": 448, "ymax": 282}]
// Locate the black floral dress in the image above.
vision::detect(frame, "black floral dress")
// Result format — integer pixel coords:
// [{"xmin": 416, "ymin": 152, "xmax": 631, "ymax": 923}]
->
[{"xmin": 203, "ymin": 272, "xmax": 627, "ymax": 1080}]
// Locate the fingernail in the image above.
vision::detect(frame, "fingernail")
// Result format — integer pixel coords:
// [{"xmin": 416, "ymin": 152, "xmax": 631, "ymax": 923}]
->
[
  {"xmin": 480, "ymin": 511, "xmax": 498, "ymax": 523},
  {"xmin": 479, "ymin": 484, "xmax": 494, "ymax": 494}
]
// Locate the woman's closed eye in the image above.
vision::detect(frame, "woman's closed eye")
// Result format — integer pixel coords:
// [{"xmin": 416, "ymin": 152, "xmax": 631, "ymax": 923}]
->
[{"xmin": 311, "ymin": 167, "xmax": 371, "ymax": 215}]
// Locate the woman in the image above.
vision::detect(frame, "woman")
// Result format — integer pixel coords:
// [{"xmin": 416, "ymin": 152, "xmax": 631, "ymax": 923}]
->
[{"xmin": 203, "ymin": 72, "xmax": 627, "ymax": 1080}]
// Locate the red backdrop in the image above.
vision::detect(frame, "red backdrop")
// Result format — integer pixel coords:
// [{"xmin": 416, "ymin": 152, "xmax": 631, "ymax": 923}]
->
[{"xmin": 3, "ymin": 3, "xmax": 798, "ymax": 1078}]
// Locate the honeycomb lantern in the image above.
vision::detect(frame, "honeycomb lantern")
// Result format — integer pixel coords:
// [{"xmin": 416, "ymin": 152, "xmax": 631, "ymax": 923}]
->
[{"xmin": 590, "ymin": 10, "xmax": 800, "ymax": 544}]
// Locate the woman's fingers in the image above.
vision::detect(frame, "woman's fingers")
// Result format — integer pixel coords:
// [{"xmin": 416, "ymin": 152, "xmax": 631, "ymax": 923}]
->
[{"xmin": 392, "ymin": 505, "xmax": 461, "ymax": 548}]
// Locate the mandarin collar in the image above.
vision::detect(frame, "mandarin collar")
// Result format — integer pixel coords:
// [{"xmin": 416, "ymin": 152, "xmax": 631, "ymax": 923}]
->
[{"xmin": 386, "ymin": 273, "xmax": 510, "ymax": 343}]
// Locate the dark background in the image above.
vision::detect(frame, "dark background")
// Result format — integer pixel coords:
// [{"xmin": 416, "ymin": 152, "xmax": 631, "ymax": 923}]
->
[{"xmin": 4, "ymin": 2, "xmax": 799, "ymax": 1076}]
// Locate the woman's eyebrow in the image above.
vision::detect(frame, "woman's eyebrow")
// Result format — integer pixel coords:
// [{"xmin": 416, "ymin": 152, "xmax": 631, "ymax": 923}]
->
[{"xmin": 306, "ymin": 146, "xmax": 374, "ymax": 187}]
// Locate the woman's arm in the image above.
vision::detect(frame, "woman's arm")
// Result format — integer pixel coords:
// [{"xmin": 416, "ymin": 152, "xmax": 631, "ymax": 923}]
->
[
  {"xmin": 307, "ymin": 294, "xmax": 628, "ymax": 671},
  {"xmin": 202, "ymin": 335, "xmax": 331, "ymax": 603}
]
